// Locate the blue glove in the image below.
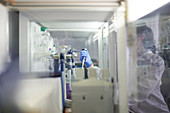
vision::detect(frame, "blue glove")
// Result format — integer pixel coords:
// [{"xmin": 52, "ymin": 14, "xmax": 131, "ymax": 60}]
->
[{"xmin": 80, "ymin": 49, "xmax": 93, "ymax": 68}]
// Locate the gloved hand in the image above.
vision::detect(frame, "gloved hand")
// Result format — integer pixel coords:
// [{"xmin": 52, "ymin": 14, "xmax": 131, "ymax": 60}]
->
[{"xmin": 80, "ymin": 49, "xmax": 93, "ymax": 68}]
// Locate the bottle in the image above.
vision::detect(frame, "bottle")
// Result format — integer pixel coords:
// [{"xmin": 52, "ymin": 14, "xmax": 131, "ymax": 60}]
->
[{"xmin": 52, "ymin": 44, "xmax": 56, "ymax": 54}]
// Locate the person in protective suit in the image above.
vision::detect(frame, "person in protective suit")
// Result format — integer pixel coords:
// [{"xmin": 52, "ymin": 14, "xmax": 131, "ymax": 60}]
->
[
  {"xmin": 129, "ymin": 25, "xmax": 170, "ymax": 113},
  {"xmin": 80, "ymin": 49, "xmax": 102, "ymax": 80},
  {"xmin": 79, "ymin": 25, "xmax": 169, "ymax": 113}
]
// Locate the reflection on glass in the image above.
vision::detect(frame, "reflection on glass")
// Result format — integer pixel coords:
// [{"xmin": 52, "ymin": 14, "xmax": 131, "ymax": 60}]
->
[{"xmin": 128, "ymin": 3, "xmax": 170, "ymax": 112}]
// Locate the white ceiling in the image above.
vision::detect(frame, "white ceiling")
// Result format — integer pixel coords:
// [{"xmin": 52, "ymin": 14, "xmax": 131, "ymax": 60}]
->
[
  {"xmin": 21, "ymin": 10, "xmax": 111, "ymax": 38},
  {"xmin": 18, "ymin": 0, "xmax": 117, "ymax": 39},
  {"xmin": 20, "ymin": 10, "xmax": 113, "ymax": 38},
  {"xmin": 22, "ymin": 11, "xmax": 114, "ymax": 22},
  {"xmin": 39, "ymin": 21, "xmax": 104, "ymax": 29},
  {"xmin": 11, "ymin": 0, "xmax": 120, "ymax": 6}
]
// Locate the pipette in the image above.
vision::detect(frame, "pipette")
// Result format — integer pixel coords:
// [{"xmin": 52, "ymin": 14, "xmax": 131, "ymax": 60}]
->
[{"xmin": 82, "ymin": 56, "xmax": 85, "ymax": 69}]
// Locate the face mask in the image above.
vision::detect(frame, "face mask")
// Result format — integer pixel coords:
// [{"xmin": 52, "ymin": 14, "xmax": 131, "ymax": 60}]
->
[{"xmin": 143, "ymin": 40, "xmax": 156, "ymax": 53}]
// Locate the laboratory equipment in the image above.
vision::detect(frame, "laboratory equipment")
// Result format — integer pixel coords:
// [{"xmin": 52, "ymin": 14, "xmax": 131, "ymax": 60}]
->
[
  {"xmin": 53, "ymin": 54, "xmax": 60, "ymax": 73},
  {"xmin": 15, "ymin": 78, "xmax": 63, "ymax": 113},
  {"xmin": 72, "ymin": 79, "xmax": 113, "ymax": 113},
  {"xmin": 51, "ymin": 45, "xmax": 79, "ymax": 101},
  {"xmin": 60, "ymin": 52, "xmax": 66, "ymax": 112},
  {"xmin": 67, "ymin": 49, "xmax": 77, "ymax": 81},
  {"xmin": 72, "ymin": 49, "xmax": 77, "ymax": 81},
  {"xmin": 82, "ymin": 57, "xmax": 85, "ymax": 69},
  {"xmin": 66, "ymin": 51, "xmax": 72, "ymax": 90}
]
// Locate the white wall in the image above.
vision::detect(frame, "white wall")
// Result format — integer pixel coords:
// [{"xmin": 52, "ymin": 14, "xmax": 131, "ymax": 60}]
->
[
  {"xmin": 127, "ymin": 0, "xmax": 169, "ymax": 22},
  {"xmin": 98, "ymin": 29, "xmax": 103, "ymax": 69},
  {"xmin": 86, "ymin": 37, "xmax": 99, "ymax": 61},
  {"xmin": 19, "ymin": 11, "xmax": 31, "ymax": 72},
  {"xmin": 0, "ymin": 4, "xmax": 9, "ymax": 74}
]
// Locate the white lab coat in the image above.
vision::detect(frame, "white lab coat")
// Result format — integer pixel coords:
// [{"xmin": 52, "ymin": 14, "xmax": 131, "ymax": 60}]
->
[
  {"xmin": 89, "ymin": 64, "xmax": 102, "ymax": 80},
  {"xmin": 129, "ymin": 49, "xmax": 170, "ymax": 113}
]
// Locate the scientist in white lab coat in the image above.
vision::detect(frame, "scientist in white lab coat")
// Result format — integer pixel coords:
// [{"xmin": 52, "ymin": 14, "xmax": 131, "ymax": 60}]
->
[
  {"xmin": 80, "ymin": 25, "xmax": 170, "ymax": 113},
  {"xmin": 129, "ymin": 25, "xmax": 170, "ymax": 113}
]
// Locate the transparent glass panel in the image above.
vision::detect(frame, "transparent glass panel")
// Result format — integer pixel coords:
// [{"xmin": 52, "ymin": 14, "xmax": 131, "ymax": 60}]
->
[{"xmin": 127, "ymin": 3, "xmax": 170, "ymax": 112}]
